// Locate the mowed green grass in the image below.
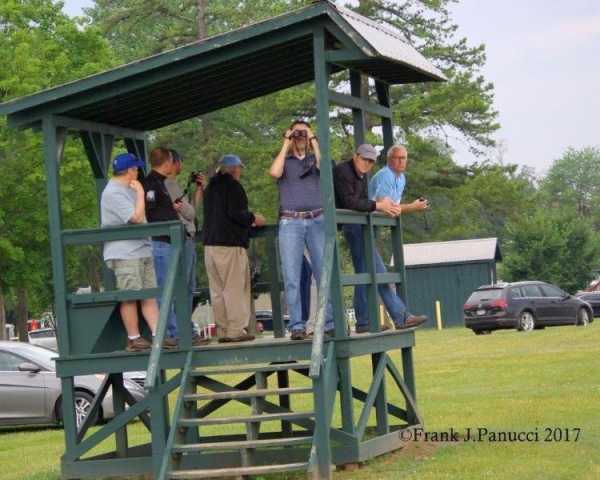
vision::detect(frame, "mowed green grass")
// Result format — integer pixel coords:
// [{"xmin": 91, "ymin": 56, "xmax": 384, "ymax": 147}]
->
[{"xmin": 0, "ymin": 324, "xmax": 598, "ymax": 480}]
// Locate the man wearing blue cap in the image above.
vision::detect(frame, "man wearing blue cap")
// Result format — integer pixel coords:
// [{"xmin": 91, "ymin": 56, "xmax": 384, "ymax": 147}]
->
[
  {"xmin": 100, "ymin": 153, "xmax": 178, "ymax": 351},
  {"xmin": 202, "ymin": 155, "xmax": 266, "ymax": 342}
]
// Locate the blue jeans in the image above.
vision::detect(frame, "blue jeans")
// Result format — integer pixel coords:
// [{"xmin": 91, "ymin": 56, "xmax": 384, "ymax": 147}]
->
[
  {"xmin": 278, "ymin": 215, "xmax": 334, "ymax": 332},
  {"xmin": 152, "ymin": 240, "xmax": 179, "ymax": 339},
  {"xmin": 342, "ymin": 224, "xmax": 410, "ymax": 327},
  {"xmin": 184, "ymin": 238, "xmax": 198, "ymax": 336}
]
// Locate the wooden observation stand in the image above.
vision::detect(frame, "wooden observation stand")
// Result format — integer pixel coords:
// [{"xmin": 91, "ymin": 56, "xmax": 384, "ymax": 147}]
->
[{"xmin": 0, "ymin": 1, "xmax": 445, "ymax": 478}]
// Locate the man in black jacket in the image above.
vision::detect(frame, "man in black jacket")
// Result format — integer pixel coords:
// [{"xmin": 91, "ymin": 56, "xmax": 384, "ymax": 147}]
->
[
  {"xmin": 202, "ymin": 155, "xmax": 266, "ymax": 342},
  {"xmin": 333, "ymin": 144, "xmax": 427, "ymax": 332}
]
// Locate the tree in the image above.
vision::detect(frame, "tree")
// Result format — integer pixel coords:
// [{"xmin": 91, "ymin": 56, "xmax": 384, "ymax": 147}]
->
[
  {"xmin": 0, "ymin": 0, "xmax": 115, "ymax": 337},
  {"xmin": 352, "ymin": 0, "xmax": 499, "ymax": 153},
  {"xmin": 539, "ymin": 146, "xmax": 600, "ymax": 230},
  {"xmin": 500, "ymin": 210, "xmax": 599, "ymax": 293}
]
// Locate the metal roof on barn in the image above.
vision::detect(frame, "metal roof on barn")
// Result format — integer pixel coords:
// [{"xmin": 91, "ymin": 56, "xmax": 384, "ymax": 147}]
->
[
  {"xmin": 404, "ymin": 238, "xmax": 502, "ymax": 267},
  {"xmin": 0, "ymin": 0, "xmax": 445, "ymax": 132}
]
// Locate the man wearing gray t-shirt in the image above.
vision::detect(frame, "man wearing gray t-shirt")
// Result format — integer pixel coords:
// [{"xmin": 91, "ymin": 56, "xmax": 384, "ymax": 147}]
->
[{"xmin": 101, "ymin": 153, "xmax": 178, "ymax": 352}]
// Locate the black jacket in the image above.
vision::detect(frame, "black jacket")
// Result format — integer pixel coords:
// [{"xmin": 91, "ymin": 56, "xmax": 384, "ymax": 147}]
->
[
  {"xmin": 202, "ymin": 172, "xmax": 255, "ymax": 248},
  {"xmin": 333, "ymin": 160, "xmax": 376, "ymax": 212}
]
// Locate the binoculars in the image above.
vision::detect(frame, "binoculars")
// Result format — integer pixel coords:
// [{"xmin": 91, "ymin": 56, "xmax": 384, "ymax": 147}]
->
[{"xmin": 290, "ymin": 130, "xmax": 307, "ymax": 139}]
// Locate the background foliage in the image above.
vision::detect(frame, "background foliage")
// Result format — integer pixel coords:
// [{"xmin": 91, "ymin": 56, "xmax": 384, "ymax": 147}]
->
[{"xmin": 1, "ymin": 0, "xmax": 599, "ymax": 336}]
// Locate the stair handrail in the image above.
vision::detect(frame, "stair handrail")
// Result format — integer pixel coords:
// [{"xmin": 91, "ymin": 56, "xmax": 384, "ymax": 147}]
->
[
  {"xmin": 309, "ymin": 239, "xmax": 335, "ymax": 378},
  {"xmin": 146, "ymin": 223, "xmax": 186, "ymax": 392},
  {"xmin": 158, "ymin": 351, "xmax": 195, "ymax": 480}
]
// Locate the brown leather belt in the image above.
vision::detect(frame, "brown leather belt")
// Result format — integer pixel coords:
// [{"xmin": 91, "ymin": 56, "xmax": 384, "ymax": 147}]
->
[{"xmin": 280, "ymin": 208, "xmax": 323, "ymax": 219}]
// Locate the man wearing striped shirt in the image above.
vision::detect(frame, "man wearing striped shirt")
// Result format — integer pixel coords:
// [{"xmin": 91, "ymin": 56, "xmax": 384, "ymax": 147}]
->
[{"xmin": 269, "ymin": 120, "xmax": 335, "ymax": 341}]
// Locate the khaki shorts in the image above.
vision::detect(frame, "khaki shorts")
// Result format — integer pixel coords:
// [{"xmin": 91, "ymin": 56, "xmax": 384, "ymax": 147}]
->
[{"xmin": 106, "ymin": 258, "xmax": 157, "ymax": 291}]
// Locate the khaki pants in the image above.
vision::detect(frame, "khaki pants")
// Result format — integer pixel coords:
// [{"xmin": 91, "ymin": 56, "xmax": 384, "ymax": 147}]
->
[{"xmin": 204, "ymin": 246, "xmax": 250, "ymax": 339}]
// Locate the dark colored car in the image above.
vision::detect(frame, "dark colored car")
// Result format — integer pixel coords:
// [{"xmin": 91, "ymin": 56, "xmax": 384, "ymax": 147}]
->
[
  {"xmin": 463, "ymin": 281, "xmax": 593, "ymax": 335},
  {"xmin": 575, "ymin": 291, "xmax": 600, "ymax": 317},
  {"xmin": 255, "ymin": 310, "xmax": 290, "ymax": 331}
]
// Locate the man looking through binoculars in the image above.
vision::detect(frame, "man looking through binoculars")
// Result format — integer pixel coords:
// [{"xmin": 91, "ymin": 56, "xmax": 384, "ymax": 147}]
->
[{"xmin": 269, "ymin": 121, "xmax": 334, "ymax": 341}]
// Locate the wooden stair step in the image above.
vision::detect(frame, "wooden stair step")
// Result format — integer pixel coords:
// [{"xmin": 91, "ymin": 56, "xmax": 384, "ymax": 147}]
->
[
  {"xmin": 172, "ymin": 435, "xmax": 313, "ymax": 452},
  {"xmin": 184, "ymin": 386, "xmax": 313, "ymax": 401},
  {"xmin": 167, "ymin": 462, "xmax": 309, "ymax": 479},
  {"xmin": 191, "ymin": 362, "xmax": 310, "ymax": 376},
  {"xmin": 178, "ymin": 411, "xmax": 314, "ymax": 426}
]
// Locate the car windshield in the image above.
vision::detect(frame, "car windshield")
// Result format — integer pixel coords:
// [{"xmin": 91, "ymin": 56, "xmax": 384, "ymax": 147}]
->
[
  {"xmin": 10, "ymin": 344, "xmax": 56, "ymax": 371},
  {"xmin": 468, "ymin": 289, "xmax": 504, "ymax": 303}
]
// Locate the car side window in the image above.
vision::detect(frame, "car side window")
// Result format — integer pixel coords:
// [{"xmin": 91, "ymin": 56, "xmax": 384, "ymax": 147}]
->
[
  {"xmin": 510, "ymin": 287, "xmax": 523, "ymax": 298},
  {"xmin": 522, "ymin": 285, "xmax": 542, "ymax": 298},
  {"xmin": 540, "ymin": 285, "xmax": 564, "ymax": 298},
  {"xmin": 0, "ymin": 352, "xmax": 22, "ymax": 372}
]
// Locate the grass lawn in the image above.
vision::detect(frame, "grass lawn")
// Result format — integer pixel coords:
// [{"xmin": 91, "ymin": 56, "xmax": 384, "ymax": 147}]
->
[{"xmin": 1, "ymin": 324, "xmax": 598, "ymax": 479}]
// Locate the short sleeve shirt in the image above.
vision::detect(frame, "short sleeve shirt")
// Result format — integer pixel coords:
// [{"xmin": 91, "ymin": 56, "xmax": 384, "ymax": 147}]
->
[
  {"xmin": 368, "ymin": 165, "xmax": 405, "ymax": 204},
  {"xmin": 100, "ymin": 180, "xmax": 152, "ymax": 260},
  {"xmin": 277, "ymin": 153, "xmax": 323, "ymax": 212}
]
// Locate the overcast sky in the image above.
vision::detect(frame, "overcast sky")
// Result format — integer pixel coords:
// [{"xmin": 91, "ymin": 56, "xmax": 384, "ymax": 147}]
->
[{"xmin": 61, "ymin": 0, "xmax": 599, "ymax": 175}]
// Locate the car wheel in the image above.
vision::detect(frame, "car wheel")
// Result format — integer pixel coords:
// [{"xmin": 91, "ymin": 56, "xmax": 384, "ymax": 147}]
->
[
  {"xmin": 517, "ymin": 312, "xmax": 535, "ymax": 332},
  {"xmin": 57, "ymin": 391, "xmax": 99, "ymax": 427},
  {"xmin": 577, "ymin": 308, "xmax": 590, "ymax": 326}
]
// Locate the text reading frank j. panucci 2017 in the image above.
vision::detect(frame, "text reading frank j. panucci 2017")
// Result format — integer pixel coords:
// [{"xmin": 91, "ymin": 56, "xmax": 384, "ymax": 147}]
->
[{"xmin": 399, "ymin": 427, "xmax": 581, "ymax": 443}]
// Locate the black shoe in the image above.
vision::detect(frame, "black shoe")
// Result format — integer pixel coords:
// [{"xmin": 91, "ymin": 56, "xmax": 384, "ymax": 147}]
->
[
  {"xmin": 396, "ymin": 315, "xmax": 427, "ymax": 329},
  {"xmin": 355, "ymin": 324, "xmax": 390, "ymax": 334},
  {"xmin": 290, "ymin": 329, "xmax": 306, "ymax": 341},
  {"xmin": 324, "ymin": 329, "xmax": 335, "ymax": 339}
]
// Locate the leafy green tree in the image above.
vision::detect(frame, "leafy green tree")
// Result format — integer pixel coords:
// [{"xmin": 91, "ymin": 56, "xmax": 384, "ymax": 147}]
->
[
  {"xmin": 539, "ymin": 146, "xmax": 600, "ymax": 229},
  {"xmin": 500, "ymin": 210, "xmax": 599, "ymax": 293},
  {"xmin": 352, "ymin": 0, "xmax": 499, "ymax": 153},
  {"xmin": 0, "ymin": 0, "xmax": 115, "ymax": 338}
]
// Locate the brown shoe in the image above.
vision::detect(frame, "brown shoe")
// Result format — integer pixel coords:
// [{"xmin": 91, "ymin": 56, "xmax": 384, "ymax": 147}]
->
[
  {"xmin": 230, "ymin": 331, "xmax": 255, "ymax": 342},
  {"xmin": 163, "ymin": 337, "xmax": 179, "ymax": 349},
  {"xmin": 290, "ymin": 329, "xmax": 306, "ymax": 341},
  {"xmin": 397, "ymin": 315, "xmax": 427, "ymax": 329},
  {"xmin": 192, "ymin": 334, "xmax": 211, "ymax": 347},
  {"xmin": 355, "ymin": 324, "xmax": 390, "ymax": 334},
  {"xmin": 218, "ymin": 330, "xmax": 255, "ymax": 343},
  {"xmin": 126, "ymin": 337, "xmax": 152, "ymax": 352}
]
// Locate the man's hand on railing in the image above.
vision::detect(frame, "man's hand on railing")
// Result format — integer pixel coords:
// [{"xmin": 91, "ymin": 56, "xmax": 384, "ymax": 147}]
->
[
  {"xmin": 253, "ymin": 214, "xmax": 266, "ymax": 227},
  {"xmin": 375, "ymin": 198, "xmax": 402, "ymax": 217}
]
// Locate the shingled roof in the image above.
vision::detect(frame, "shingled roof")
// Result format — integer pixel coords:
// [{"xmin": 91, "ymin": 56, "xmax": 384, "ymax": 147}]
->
[{"xmin": 0, "ymin": 0, "xmax": 445, "ymax": 132}]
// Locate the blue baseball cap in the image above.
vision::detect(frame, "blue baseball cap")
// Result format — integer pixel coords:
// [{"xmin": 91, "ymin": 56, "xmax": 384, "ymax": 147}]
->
[
  {"xmin": 218, "ymin": 154, "xmax": 246, "ymax": 169},
  {"xmin": 112, "ymin": 153, "xmax": 145, "ymax": 173}
]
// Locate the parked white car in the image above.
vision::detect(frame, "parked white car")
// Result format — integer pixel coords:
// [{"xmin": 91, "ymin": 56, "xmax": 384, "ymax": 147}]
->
[
  {"xmin": 28, "ymin": 328, "xmax": 58, "ymax": 350},
  {"xmin": 0, "ymin": 341, "xmax": 146, "ymax": 427}
]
